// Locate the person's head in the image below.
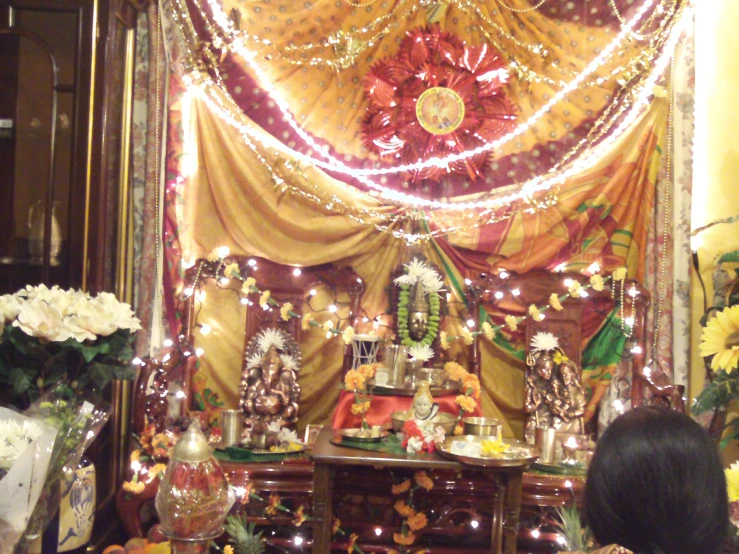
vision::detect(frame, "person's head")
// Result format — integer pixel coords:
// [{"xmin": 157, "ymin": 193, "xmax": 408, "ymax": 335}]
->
[{"xmin": 585, "ymin": 407, "xmax": 728, "ymax": 554}]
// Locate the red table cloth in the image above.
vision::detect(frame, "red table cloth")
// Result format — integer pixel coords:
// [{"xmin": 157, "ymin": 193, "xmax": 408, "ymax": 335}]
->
[{"xmin": 331, "ymin": 390, "xmax": 482, "ymax": 429}]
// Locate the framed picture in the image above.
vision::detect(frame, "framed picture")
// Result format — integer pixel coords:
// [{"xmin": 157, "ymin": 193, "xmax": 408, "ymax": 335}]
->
[{"xmin": 304, "ymin": 424, "xmax": 325, "ymax": 448}]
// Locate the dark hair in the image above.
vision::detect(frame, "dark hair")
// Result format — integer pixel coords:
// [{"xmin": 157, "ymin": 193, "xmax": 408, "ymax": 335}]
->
[{"xmin": 584, "ymin": 407, "xmax": 728, "ymax": 554}]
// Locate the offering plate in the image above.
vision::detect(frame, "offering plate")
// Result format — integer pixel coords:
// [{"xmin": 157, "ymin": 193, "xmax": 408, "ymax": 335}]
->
[
  {"xmin": 368, "ymin": 378, "xmax": 461, "ymax": 397},
  {"xmin": 437, "ymin": 435, "xmax": 540, "ymax": 467},
  {"xmin": 336, "ymin": 428, "xmax": 390, "ymax": 443}
]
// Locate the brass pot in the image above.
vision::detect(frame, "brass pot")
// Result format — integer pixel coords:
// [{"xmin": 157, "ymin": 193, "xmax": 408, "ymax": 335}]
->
[{"xmin": 463, "ymin": 417, "xmax": 502, "ymax": 437}]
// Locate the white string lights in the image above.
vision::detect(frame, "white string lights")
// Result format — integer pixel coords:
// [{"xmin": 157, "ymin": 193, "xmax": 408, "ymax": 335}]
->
[{"xmin": 186, "ymin": 0, "xmax": 688, "ymax": 212}]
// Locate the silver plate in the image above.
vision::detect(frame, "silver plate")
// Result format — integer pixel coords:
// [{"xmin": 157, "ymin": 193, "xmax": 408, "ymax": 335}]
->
[
  {"xmin": 367, "ymin": 379, "xmax": 461, "ymax": 397},
  {"xmin": 437, "ymin": 435, "xmax": 540, "ymax": 467},
  {"xmin": 336, "ymin": 428, "xmax": 391, "ymax": 443}
]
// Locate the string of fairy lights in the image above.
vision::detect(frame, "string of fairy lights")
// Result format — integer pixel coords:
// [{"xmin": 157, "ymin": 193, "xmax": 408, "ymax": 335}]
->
[
  {"xmin": 165, "ymin": 0, "xmax": 690, "ymax": 223},
  {"xmin": 177, "ymin": 249, "xmax": 641, "ymax": 363}
]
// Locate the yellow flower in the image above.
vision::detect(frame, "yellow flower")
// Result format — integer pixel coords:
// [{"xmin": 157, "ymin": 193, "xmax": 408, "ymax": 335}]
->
[
  {"xmin": 293, "ymin": 505, "xmax": 306, "ymax": 526},
  {"xmin": 266, "ymin": 493, "xmax": 281, "ymax": 516},
  {"xmin": 350, "ymin": 401, "xmax": 370, "ymax": 415},
  {"xmin": 481, "ymin": 436, "xmax": 510, "ymax": 458},
  {"xmin": 528, "ymin": 304, "xmax": 543, "ymax": 322},
  {"xmin": 406, "ymin": 512, "xmax": 428, "ymax": 531},
  {"xmin": 239, "ymin": 482, "xmax": 253, "ymax": 504},
  {"xmin": 342, "ymin": 326, "xmax": 355, "ymax": 345},
  {"xmin": 454, "ymin": 423, "xmax": 464, "ymax": 436},
  {"xmin": 206, "ymin": 249, "xmax": 220, "ymax": 262},
  {"xmin": 301, "ymin": 312, "xmax": 313, "ymax": 330},
  {"xmin": 456, "ymin": 395, "xmax": 477, "ymax": 413},
  {"xmin": 357, "ymin": 363, "xmax": 376, "ymax": 379},
  {"xmin": 553, "ymin": 351, "xmax": 569, "ymax": 365},
  {"xmin": 462, "ymin": 373, "xmax": 481, "ymax": 400},
  {"xmin": 280, "ymin": 302, "xmax": 294, "ymax": 321},
  {"xmin": 700, "ymin": 305, "xmax": 739, "ymax": 373},
  {"xmin": 332, "ymin": 518, "xmax": 341, "ymax": 535},
  {"xmin": 223, "ymin": 546, "xmax": 233, "ymax": 554},
  {"xmin": 590, "ymin": 274, "xmax": 605, "ymax": 292},
  {"xmin": 223, "ymin": 263, "xmax": 240, "ymax": 279},
  {"xmin": 347, "ymin": 533, "xmax": 358, "ymax": 553},
  {"xmin": 549, "ymin": 293, "xmax": 563, "ymax": 311},
  {"xmin": 130, "ymin": 449, "xmax": 141, "ymax": 464},
  {"xmin": 123, "ymin": 480, "xmax": 146, "ymax": 494},
  {"xmin": 241, "ymin": 277, "xmax": 256, "ymax": 294},
  {"xmin": 482, "ymin": 321, "xmax": 494, "ymax": 341},
  {"xmin": 444, "ymin": 362, "xmax": 468, "ymax": 381},
  {"xmin": 393, "ymin": 531, "xmax": 417, "ymax": 546},
  {"xmin": 323, "ymin": 320, "xmax": 334, "ymax": 333},
  {"xmin": 461, "ymin": 327, "xmax": 474, "ymax": 345},
  {"xmin": 440, "ymin": 331, "xmax": 450, "ymax": 350},
  {"xmin": 727, "ymin": 462, "xmax": 739, "ymax": 503},
  {"xmin": 613, "ymin": 267, "xmax": 627, "ymax": 281},
  {"xmin": 568, "ymin": 280, "xmax": 583, "ymax": 298},
  {"xmin": 505, "ymin": 315, "xmax": 518, "ymax": 332},
  {"xmin": 344, "ymin": 369, "xmax": 365, "ymax": 391},
  {"xmin": 392, "ymin": 479, "xmax": 411, "ymax": 495},
  {"xmin": 414, "ymin": 470, "xmax": 434, "ymax": 491},
  {"xmin": 147, "ymin": 463, "xmax": 167, "ymax": 482},
  {"xmin": 259, "ymin": 290, "xmax": 271, "ymax": 308},
  {"xmin": 394, "ymin": 500, "xmax": 416, "ymax": 518}
]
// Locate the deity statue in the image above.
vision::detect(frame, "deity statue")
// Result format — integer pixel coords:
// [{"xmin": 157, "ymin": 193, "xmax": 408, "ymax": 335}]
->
[
  {"xmin": 408, "ymin": 282, "xmax": 430, "ymax": 341},
  {"xmin": 408, "ymin": 381, "xmax": 441, "ymax": 433},
  {"xmin": 524, "ymin": 332, "xmax": 585, "ymax": 443},
  {"xmin": 240, "ymin": 329, "xmax": 301, "ymax": 427}
]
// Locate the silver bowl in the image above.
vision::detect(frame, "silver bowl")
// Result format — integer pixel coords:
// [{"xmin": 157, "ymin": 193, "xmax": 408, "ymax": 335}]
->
[
  {"xmin": 463, "ymin": 417, "xmax": 502, "ymax": 437},
  {"xmin": 390, "ymin": 411, "xmax": 458, "ymax": 434}
]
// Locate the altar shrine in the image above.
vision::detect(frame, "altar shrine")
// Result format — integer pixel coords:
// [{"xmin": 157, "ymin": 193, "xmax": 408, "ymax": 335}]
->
[{"xmin": 2, "ymin": 1, "xmax": 738, "ymax": 554}]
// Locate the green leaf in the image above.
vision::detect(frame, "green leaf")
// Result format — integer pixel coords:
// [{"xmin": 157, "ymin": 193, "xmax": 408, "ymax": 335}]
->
[
  {"xmin": 718, "ymin": 249, "xmax": 739, "ymax": 264},
  {"xmin": 9, "ymin": 367, "xmax": 34, "ymax": 394},
  {"xmin": 193, "ymin": 391, "xmax": 206, "ymax": 411},
  {"xmin": 693, "ymin": 370, "xmax": 739, "ymax": 415},
  {"xmin": 88, "ymin": 362, "xmax": 118, "ymax": 390},
  {"xmin": 113, "ymin": 365, "xmax": 135, "ymax": 381}
]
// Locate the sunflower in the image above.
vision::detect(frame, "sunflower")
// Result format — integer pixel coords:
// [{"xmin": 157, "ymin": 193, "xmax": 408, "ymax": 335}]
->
[{"xmin": 700, "ymin": 305, "xmax": 739, "ymax": 373}]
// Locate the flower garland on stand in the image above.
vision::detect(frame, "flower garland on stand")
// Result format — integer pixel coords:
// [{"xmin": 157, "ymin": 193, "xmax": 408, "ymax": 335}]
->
[{"xmin": 395, "ymin": 258, "xmax": 444, "ymax": 349}]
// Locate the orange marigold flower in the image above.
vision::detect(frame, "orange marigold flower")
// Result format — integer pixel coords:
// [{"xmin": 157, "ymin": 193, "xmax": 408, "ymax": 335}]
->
[
  {"xmin": 239, "ymin": 482, "xmax": 253, "ymax": 504},
  {"xmin": 147, "ymin": 463, "xmax": 167, "ymax": 482},
  {"xmin": 393, "ymin": 531, "xmax": 417, "ymax": 546},
  {"xmin": 394, "ymin": 500, "xmax": 416, "ymax": 518},
  {"xmin": 444, "ymin": 362, "xmax": 468, "ymax": 381},
  {"xmin": 347, "ymin": 533, "xmax": 358, "ymax": 553},
  {"xmin": 293, "ymin": 505, "xmax": 306, "ymax": 526},
  {"xmin": 454, "ymin": 423, "xmax": 464, "ymax": 436},
  {"xmin": 223, "ymin": 546, "xmax": 233, "ymax": 554},
  {"xmin": 391, "ymin": 479, "xmax": 411, "ymax": 495},
  {"xmin": 266, "ymin": 493, "xmax": 281, "ymax": 516},
  {"xmin": 456, "ymin": 395, "xmax": 477, "ymax": 413},
  {"xmin": 130, "ymin": 449, "xmax": 141, "ymax": 464},
  {"xmin": 332, "ymin": 518, "xmax": 341, "ymax": 535},
  {"xmin": 414, "ymin": 471, "xmax": 434, "ymax": 491},
  {"xmin": 407, "ymin": 512, "xmax": 428, "ymax": 531},
  {"xmin": 350, "ymin": 401, "xmax": 370, "ymax": 415},
  {"xmin": 344, "ymin": 369, "xmax": 365, "ymax": 391},
  {"xmin": 357, "ymin": 363, "xmax": 377, "ymax": 379},
  {"xmin": 462, "ymin": 373, "xmax": 481, "ymax": 400},
  {"xmin": 122, "ymin": 480, "xmax": 146, "ymax": 494}
]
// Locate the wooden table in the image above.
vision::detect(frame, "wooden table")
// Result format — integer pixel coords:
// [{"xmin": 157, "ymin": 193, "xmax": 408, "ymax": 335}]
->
[{"xmin": 310, "ymin": 428, "xmax": 528, "ymax": 554}]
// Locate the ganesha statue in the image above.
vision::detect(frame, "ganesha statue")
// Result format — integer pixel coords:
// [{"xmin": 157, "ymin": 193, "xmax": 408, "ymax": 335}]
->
[{"xmin": 239, "ymin": 328, "xmax": 301, "ymax": 427}]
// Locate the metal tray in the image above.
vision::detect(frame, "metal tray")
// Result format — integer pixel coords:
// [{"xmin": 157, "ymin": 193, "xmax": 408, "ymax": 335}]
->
[
  {"xmin": 367, "ymin": 379, "xmax": 461, "ymax": 397},
  {"xmin": 214, "ymin": 441, "xmax": 307, "ymax": 455},
  {"xmin": 437, "ymin": 435, "xmax": 540, "ymax": 467},
  {"xmin": 532, "ymin": 461, "xmax": 587, "ymax": 476},
  {"xmin": 335, "ymin": 428, "xmax": 391, "ymax": 443}
]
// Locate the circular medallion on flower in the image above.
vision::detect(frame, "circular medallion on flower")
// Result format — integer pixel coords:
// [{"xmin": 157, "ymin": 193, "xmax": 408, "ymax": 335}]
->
[
  {"xmin": 416, "ymin": 87, "xmax": 465, "ymax": 135},
  {"xmin": 361, "ymin": 24, "xmax": 517, "ymax": 182}
]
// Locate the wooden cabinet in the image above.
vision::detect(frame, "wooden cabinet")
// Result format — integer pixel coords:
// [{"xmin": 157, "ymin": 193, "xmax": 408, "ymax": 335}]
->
[{"xmin": 0, "ymin": 0, "xmax": 141, "ymax": 548}]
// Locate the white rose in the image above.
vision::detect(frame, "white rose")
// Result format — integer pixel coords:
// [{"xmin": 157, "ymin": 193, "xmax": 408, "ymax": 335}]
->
[
  {"xmin": 69, "ymin": 297, "xmax": 119, "ymax": 337},
  {"xmin": 93, "ymin": 292, "xmax": 141, "ymax": 332},
  {"xmin": 48, "ymin": 288, "xmax": 84, "ymax": 316},
  {"xmin": 62, "ymin": 315, "xmax": 98, "ymax": 342},
  {"xmin": 13, "ymin": 299, "xmax": 76, "ymax": 342},
  {"xmin": 0, "ymin": 294, "xmax": 23, "ymax": 322}
]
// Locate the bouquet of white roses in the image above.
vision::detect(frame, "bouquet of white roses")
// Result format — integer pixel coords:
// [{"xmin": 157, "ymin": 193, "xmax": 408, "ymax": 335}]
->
[
  {"xmin": 0, "ymin": 407, "xmax": 58, "ymax": 554},
  {"xmin": 0, "ymin": 285, "xmax": 141, "ymax": 402}
]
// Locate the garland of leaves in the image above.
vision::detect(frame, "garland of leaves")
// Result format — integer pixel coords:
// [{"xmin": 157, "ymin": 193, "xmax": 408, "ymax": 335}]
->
[{"xmin": 397, "ymin": 283, "xmax": 440, "ymax": 348}]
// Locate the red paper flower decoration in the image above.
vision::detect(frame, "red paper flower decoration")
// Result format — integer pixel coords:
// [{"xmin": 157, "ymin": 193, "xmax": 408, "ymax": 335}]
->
[{"xmin": 361, "ymin": 25, "xmax": 516, "ymax": 182}]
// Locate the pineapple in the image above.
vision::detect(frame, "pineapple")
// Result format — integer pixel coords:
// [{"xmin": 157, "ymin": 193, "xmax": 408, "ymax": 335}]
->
[{"xmin": 224, "ymin": 515, "xmax": 266, "ymax": 554}]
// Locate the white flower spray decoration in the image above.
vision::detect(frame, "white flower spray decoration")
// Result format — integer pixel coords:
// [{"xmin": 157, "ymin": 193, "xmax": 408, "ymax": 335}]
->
[{"xmin": 530, "ymin": 331, "xmax": 559, "ymax": 354}]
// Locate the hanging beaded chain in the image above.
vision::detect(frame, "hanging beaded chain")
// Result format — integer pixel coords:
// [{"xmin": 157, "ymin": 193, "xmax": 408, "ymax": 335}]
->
[{"xmin": 494, "ymin": 0, "xmax": 548, "ymax": 13}]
